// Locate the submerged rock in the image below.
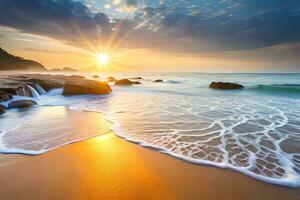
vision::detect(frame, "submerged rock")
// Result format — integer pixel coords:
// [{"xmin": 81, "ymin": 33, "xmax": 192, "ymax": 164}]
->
[
  {"xmin": 62, "ymin": 79, "xmax": 112, "ymax": 96},
  {"xmin": 115, "ymin": 79, "xmax": 141, "ymax": 86},
  {"xmin": 154, "ymin": 79, "xmax": 163, "ymax": 83},
  {"xmin": 8, "ymin": 100, "xmax": 37, "ymax": 109},
  {"xmin": 0, "ymin": 104, "xmax": 6, "ymax": 114},
  {"xmin": 209, "ymin": 82, "xmax": 244, "ymax": 90}
]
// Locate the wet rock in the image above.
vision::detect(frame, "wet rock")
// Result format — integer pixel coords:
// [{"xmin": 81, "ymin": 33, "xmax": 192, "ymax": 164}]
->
[
  {"xmin": 93, "ymin": 75, "xmax": 99, "ymax": 78},
  {"xmin": 154, "ymin": 79, "xmax": 163, "ymax": 83},
  {"xmin": 209, "ymin": 82, "xmax": 244, "ymax": 90},
  {"xmin": 115, "ymin": 79, "xmax": 141, "ymax": 86},
  {"xmin": 0, "ymin": 104, "xmax": 6, "ymax": 114},
  {"xmin": 107, "ymin": 76, "xmax": 117, "ymax": 82},
  {"xmin": 0, "ymin": 91, "xmax": 13, "ymax": 102},
  {"xmin": 63, "ymin": 79, "xmax": 112, "ymax": 96},
  {"xmin": 8, "ymin": 100, "xmax": 37, "ymax": 109}
]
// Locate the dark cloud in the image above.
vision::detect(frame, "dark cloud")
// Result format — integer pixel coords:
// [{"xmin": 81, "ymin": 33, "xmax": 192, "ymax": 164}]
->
[
  {"xmin": 0, "ymin": 0, "xmax": 112, "ymax": 48},
  {"xmin": 0, "ymin": 0, "xmax": 300, "ymax": 55}
]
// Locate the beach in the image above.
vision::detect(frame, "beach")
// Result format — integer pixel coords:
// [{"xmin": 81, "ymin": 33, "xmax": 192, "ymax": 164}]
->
[{"xmin": 1, "ymin": 131, "xmax": 300, "ymax": 200}]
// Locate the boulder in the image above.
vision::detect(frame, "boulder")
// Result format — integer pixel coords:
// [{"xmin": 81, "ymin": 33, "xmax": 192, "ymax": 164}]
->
[
  {"xmin": 8, "ymin": 100, "xmax": 37, "ymax": 109},
  {"xmin": 62, "ymin": 79, "xmax": 112, "ymax": 96},
  {"xmin": 115, "ymin": 79, "xmax": 141, "ymax": 86},
  {"xmin": 154, "ymin": 79, "xmax": 163, "ymax": 83},
  {"xmin": 0, "ymin": 104, "xmax": 6, "ymax": 114},
  {"xmin": 209, "ymin": 82, "xmax": 244, "ymax": 90},
  {"xmin": 107, "ymin": 76, "xmax": 117, "ymax": 82}
]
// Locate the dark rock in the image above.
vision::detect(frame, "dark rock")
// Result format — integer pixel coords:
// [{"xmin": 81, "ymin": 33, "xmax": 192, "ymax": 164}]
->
[
  {"xmin": 63, "ymin": 79, "xmax": 112, "ymax": 96},
  {"xmin": 93, "ymin": 75, "xmax": 99, "ymax": 78},
  {"xmin": 209, "ymin": 82, "xmax": 244, "ymax": 90},
  {"xmin": 154, "ymin": 79, "xmax": 163, "ymax": 83},
  {"xmin": 8, "ymin": 100, "xmax": 37, "ymax": 109},
  {"xmin": 0, "ymin": 104, "xmax": 6, "ymax": 114},
  {"xmin": 129, "ymin": 77, "xmax": 142, "ymax": 80},
  {"xmin": 70, "ymin": 75, "xmax": 85, "ymax": 79},
  {"xmin": 107, "ymin": 76, "xmax": 117, "ymax": 82},
  {"xmin": 115, "ymin": 79, "xmax": 141, "ymax": 86},
  {"xmin": 0, "ymin": 91, "xmax": 13, "ymax": 102}
]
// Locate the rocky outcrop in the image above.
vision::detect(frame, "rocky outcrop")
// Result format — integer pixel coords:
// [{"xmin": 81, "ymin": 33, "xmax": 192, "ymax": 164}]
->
[
  {"xmin": 0, "ymin": 47, "xmax": 46, "ymax": 71},
  {"xmin": 0, "ymin": 104, "xmax": 6, "ymax": 114},
  {"xmin": 0, "ymin": 91, "xmax": 13, "ymax": 102},
  {"xmin": 0, "ymin": 74, "xmax": 87, "ymax": 102},
  {"xmin": 154, "ymin": 79, "xmax": 163, "ymax": 83},
  {"xmin": 63, "ymin": 79, "xmax": 112, "ymax": 96},
  {"xmin": 209, "ymin": 82, "xmax": 244, "ymax": 90},
  {"xmin": 8, "ymin": 100, "xmax": 37, "ymax": 109},
  {"xmin": 115, "ymin": 79, "xmax": 141, "ymax": 86}
]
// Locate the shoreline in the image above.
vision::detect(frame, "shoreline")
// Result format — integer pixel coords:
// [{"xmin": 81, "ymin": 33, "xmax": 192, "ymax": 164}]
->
[{"xmin": 1, "ymin": 132, "xmax": 299, "ymax": 200}]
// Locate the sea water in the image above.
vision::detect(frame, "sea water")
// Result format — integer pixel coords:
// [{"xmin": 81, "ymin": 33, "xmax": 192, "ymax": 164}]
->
[{"xmin": 1, "ymin": 73, "xmax": 300, "ymax": 187}]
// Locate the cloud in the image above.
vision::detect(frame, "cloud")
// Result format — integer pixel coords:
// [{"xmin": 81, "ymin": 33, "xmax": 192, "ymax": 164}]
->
[
  {"xmin": 0, "ymin": 0, "xmax": 300, "ymax": 57},
  {"xmin": 0, "ymin": 0, "xmax": 112, "ymax": 49}
]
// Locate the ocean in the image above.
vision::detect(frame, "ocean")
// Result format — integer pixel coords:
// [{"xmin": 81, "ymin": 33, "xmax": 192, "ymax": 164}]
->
[{"xmin": 1, "ymin": 73, "xmax": 300, "ymax": 187}]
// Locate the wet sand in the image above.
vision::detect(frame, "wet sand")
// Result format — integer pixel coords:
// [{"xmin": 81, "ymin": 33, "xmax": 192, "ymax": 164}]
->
[{"xmin": 0, "ymin": 132, "xmax": 300, "ymax": 200}]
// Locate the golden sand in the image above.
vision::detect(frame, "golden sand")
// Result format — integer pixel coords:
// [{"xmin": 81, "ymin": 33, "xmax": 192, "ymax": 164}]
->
[{"xmin": 0, "ymin": 132, "xmax": 299, "ymax": 200}]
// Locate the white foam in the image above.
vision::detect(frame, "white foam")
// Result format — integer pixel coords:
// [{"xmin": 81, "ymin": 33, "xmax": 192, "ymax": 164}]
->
[{"xmin": 1, "ymin": 79, "xmax": 300, "ymax": 187}]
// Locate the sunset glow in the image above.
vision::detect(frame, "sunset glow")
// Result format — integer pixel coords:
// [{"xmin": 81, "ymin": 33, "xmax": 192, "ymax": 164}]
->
[{"xmin": 97, "ymin": 53, "xmax": 109, "ymax": 66}]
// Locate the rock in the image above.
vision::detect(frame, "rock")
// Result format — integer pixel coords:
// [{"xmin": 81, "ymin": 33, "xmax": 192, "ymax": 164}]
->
[
  {"xmin": 93, "ymin": 75, "xmax": 99, "ymax": 78},
  {"xmin": 70, "ymin": 75, "xmax": 85, "ymax": 79},
  {"xmin": 107, "ymin": 76, "xmax": 117, "ymax": 82},
  {"xmin": 8, "ymin": 100, "xmax": 37, "ymax": 109},
  {"xmin": 209, "ymin": 82, "xmax": 244, "ymax": 90},
  {"xmin": 115, "ymin": 79, "xmax": 141, "ymax": 86},
  {"xmin": 0, "ymin": 91, "xmax": 13, "ymax": 102},
  {"xmin": 129, "ymin": 77, "xmax": 142, "ymax": 80},
  {"xmin": 0, "ymin": 104, "xmax": 6, "ymax": 114},
  {"xmin": 63, "ymin": 79, "xmax": 112, "ymax": 96},
  {"xmin": 154, "ymin": 79, "xmax": 163, "ymax": 83}
]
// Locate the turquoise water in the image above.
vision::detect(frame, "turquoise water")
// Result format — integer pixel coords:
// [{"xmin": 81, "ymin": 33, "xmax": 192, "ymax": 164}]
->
[{"xmin": 1, "ymin": 73, "xmax": 300, "ymax": 187}]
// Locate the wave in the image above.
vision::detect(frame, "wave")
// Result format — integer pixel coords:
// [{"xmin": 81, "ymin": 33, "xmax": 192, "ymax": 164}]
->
[
  {"xmin": 250, "ymin": 84, "xmax": 300, "ymax": 94},
  {"xmin": 166, "ymin": 80, "xmax": 184, "ymax": 84},
  {"xmin": 2, "ymin": 83, "xmax": 300, "ymax": 187}
]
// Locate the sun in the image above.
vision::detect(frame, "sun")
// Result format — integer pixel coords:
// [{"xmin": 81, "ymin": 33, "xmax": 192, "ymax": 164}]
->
[{"xmin": 97, "ymin": 53, "xmax": 109, "ymax": 65}]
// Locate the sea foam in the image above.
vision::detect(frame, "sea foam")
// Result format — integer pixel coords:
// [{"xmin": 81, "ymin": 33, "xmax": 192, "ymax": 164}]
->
[{"xmin": 1, "ymin": 74, "xmax": 300, "ymax": 187}]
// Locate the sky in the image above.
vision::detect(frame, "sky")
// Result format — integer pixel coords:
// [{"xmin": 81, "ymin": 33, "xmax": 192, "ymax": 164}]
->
[{"xmin": 0, "ymin": 0, "xmax": 300, "ymax": 72}]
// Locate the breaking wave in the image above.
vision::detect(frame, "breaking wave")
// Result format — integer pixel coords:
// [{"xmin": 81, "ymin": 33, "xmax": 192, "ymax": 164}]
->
[{"xmin": 250, "ymin": 84, "xmax": 300, "ymax": 94}]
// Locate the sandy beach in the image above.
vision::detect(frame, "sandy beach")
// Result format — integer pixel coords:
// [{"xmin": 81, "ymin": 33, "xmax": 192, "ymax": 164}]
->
[{"xmin": 1, "ymin": 132, "xmax": 299, "ymax": 200}]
